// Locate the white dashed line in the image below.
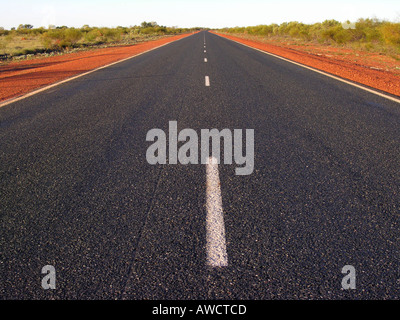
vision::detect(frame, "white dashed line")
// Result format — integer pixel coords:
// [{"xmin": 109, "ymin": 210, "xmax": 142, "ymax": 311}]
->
[
  {"xmin": 206, "ymin": 157, "xmax": 228, "ymax": 267},
  {"xmin": 204, "ymin": 58, "xmax": 208, "ymax": 63},
  {"xmin": 205, "ymin": 76, "xmax": 210, "ymax": 86},
  {"xmin": 204, "ymin": 50, "xmax": 206, "ymax": 53}
]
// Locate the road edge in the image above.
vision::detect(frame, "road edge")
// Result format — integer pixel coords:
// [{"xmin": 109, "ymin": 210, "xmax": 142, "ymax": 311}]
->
[
  {"xmin": 212, "ymin": 32, "xmax": 400, "ymax": 104},
  {"xmin": 0, "ymin": 32, "xmax": 197, "ymax": 109}
]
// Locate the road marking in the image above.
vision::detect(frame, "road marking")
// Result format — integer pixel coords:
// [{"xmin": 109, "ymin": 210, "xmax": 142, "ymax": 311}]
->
[
  {"xmin": 204, "ymin": 58, "xmax": 208, "ymax": 63},
  {"xmin": 206, "ymin": 157, "xmax": 228, "ymax": 267},
  {"xmin": 205, "ymin": 76, "xmax": 210, "ymax": 86},
  {"xmin": 204, "ymin": 50, "xmax": 206, "ymax": 53},
  {"xmin": 215, "ymin": 34, "xmax": 400, "ymax": 104},
  {"xmin": 0, "ymin": 34, "xmax": 194, "ymax": 108}
]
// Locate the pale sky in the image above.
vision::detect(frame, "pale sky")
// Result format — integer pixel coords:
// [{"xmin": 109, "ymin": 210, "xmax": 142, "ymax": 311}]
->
[{"xmin": 2, "ymin": 0, "xmax": 400, "ymax": 29}]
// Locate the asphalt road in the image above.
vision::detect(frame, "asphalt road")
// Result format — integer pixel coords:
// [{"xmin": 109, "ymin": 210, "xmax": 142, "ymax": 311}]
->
[{"xmin": 1, "ymin": 31, "xmax": 399, "ymax": 300}]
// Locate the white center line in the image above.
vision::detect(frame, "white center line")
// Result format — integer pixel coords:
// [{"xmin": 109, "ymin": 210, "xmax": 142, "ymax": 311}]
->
[
  {"xmin": 205, "ymin": 76, "xmax": 210, "ymax": 86},
  {"xmin": 204, "ymin": 50, "xmax": 206, "ymax": 53},
  {"xmin": 204, "ymin": 58, "xmax": 208, "ymax": 63},
  {"xmin": 206, "ymin": 157, "xmax": 228, "ymax": 267}
]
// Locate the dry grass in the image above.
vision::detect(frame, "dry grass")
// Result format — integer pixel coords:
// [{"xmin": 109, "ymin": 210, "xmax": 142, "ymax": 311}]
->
[{"xmin": 0, "ymin": 36, "xmax": 44, "ymax": 56}]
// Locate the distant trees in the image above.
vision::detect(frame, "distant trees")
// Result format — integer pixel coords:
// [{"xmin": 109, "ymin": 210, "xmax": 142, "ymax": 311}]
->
[
  {"xmin": 141, "ymin": 21, "xmax": 158, "ymax": 28},
  {"xmin": 18, "ymin": 24, "xmax": 33, "ymax": 30}
]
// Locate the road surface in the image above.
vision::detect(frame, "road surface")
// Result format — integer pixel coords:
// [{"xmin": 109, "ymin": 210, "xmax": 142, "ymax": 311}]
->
[{"xmin": 1, "ymin": 31, "xmax": 399, "ymax": 299}]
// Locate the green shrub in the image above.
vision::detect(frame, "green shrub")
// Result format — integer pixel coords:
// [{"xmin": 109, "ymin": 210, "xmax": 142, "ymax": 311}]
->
[
  {"xmin": 84, "ymin": 29, "xmax": 100, "ymax": 43},
  {"xmin": 380, "ymin": 22, "xmax": 400, "ymax": 45},
  {"xmin": 98, "ymin": 28, "xmax": 121, "ymax": 42},
  {"xmin": 64, "ymin": 28, "xmax": 82, "ymax": 46},
  {"xmin": 333, "ymin": 28, "xmax": 352, "ymax": 44}
]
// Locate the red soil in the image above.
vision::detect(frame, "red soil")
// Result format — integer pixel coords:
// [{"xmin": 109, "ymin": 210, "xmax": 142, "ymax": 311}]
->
[
  {"xmin": 0, "ymin": 33, "xmax": 195, "ymax": 103},
  {"xmin": 213, "ymin": 32, "xmax": 400, "ymax": 97}
]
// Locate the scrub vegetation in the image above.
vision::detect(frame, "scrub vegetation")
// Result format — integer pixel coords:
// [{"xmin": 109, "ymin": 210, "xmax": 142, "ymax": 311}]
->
[
  {"xmin": 218, "ymin": 18, "xmax": 400, "ymax": 55},
  {"xmin": 0, "ymin": 22, "xmax": 201, "ymax": 60}
]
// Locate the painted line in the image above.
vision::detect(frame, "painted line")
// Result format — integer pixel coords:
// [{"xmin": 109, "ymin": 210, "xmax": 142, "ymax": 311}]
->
[
  {"xmin": 204, "ymin": 50, "xmax": 207, "ymax": 53},
  {"xmin": 0, "ymin": 34, "xmax": 194, "ymax": 108},
  {"xmin": 206, "ymin": 157, "xmax": 228, "ymax": 267},
  {"xmin": 205, "ymin": 76, "xmax": 210, "ymax": 86},
  {"xmin": 204, "ymin": 58, "xmax": 208, "ymax": 63},
  {"xmin": 215, "ymin": 33, "xmax": 400, "ymax": 104}
]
